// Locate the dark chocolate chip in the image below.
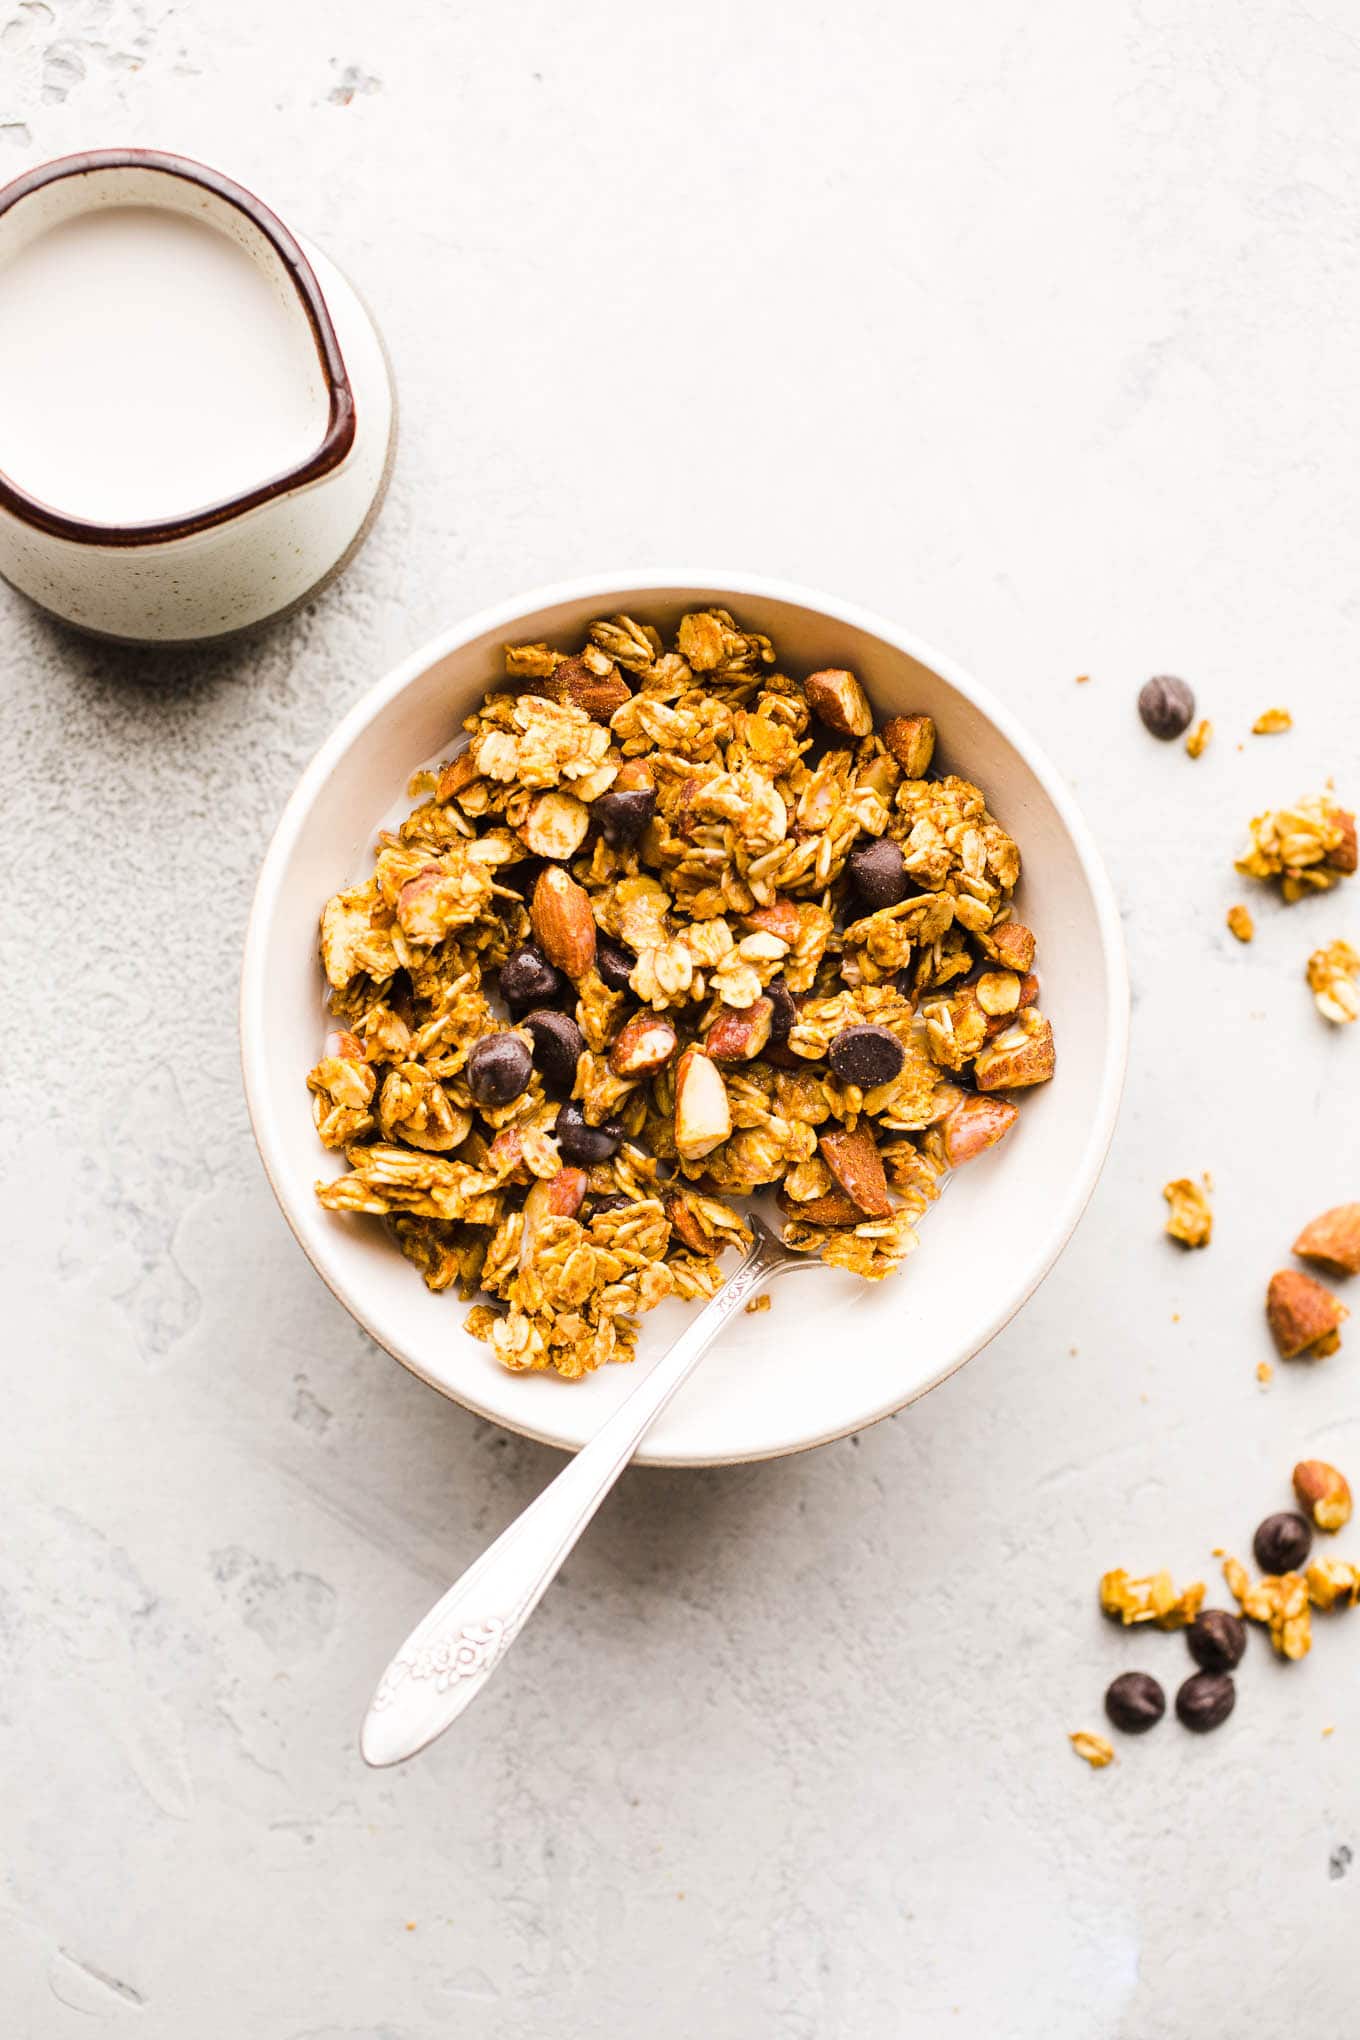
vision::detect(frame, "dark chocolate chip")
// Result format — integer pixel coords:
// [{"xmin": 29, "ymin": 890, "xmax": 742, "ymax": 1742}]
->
[
  {"xmin": 595, "ymin": 936, "xmax": 637, "ymax": 994},
  {"xmin": 1175, "ymin": 1670, "xmax": 1235, "ymax": 1733},
  {"xmin": 594, "ymin": 788, "xmax": 656, "ymax": 848},
  {"xmin": 467, "ymin": 1031, "xmax": 533, "ymax": 1107},
  {"xmin": 828, "ymin": 1023, "xmax": 905, "ymax": 1088},
  {"xmin": 1138, "ymin": 675, "xmax": 1195, "ymax": 740},
  {"xmin": 1103, "ymin": 1671, "xmax": 1166, "ymax": 1735},
  {"xmin": 1253, "ymin": 1511, "xmax": 1313, "ymax": 1575},
  {"xmin": 521, "ymin": 1008, "xmax": 584, "ymax": 1098},
  {"xmin": 588, "ymin": 1193, "xmax": 633, "ymax": 1217},
  {"xmin": 1187, "ymin": 1609, "xmax": 1246, "ymax": 1674},
  {"xmin": 847, "ymin": 837, "xmax": 910, "ymax": 911},
  {"xmin": 765, "ymin": 978, "xmax": 797, "ymax": 1045},
  {"xmin": 555, "ymin": 1101, "xmax": 625, "ymax": 1166},
  {"xmin": 499, "ymin": 943, "xmax": 562, "ymax": 1012}
]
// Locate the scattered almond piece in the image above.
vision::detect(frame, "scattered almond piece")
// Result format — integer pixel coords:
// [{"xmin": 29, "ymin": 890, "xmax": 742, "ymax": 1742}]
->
[
  {"xmin": 1307, "ymin": 939, "xmax": 1360, "ymax": 1024},
  {"xmin": 1293, "ymin": 1203, "xmax": 1360, "ymax": 1276},
  {"xmin": 1069, "ymin": 1731, "xmax": 1115, "ymax": 1769},
  {"xmin": 1226, "ymin": 903, "xmax": 1254, "ymax": 943},
  {"xmin": 1293, "ymin": 1460, "xmax": 1353, "ymax": 1532},
  {"xmin": 744, "ymin": 1294, "xmax": 771, "ymax": 1315},
  {"xmin": 1163, "ymin": 1176, "xmax": 1212, "ymax": 1248},
  {"xmin": 1266, "ymin": 1268, "xmax": 1348, "ymax": 1359},
  {"xmin": 1186, "ymin": 718, "xmax": 1212, "ymax": 758},
  {"xmin": 1252, "ymin": 708, "xmax": 1293, "ymax": 735},
  {"xmin": 818, "ymin": 1124, "xmax": 892, "ymax": 1218}
]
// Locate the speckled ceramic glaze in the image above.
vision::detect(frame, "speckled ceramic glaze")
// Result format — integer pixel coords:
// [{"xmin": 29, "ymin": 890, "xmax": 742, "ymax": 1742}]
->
[{"xmin": 0, "ymin": 148, "xmax": 395, "ymax": 644}]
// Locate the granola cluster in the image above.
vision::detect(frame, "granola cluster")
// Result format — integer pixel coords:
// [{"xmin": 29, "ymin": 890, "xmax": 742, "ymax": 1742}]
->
[
  {"xmin": 1235, "ymin": 791, "xmax": 1357, "ymax": 902},
  {"xmin": 308, "ymin": 610, "xmax": 1053, "ymax": 1379}
]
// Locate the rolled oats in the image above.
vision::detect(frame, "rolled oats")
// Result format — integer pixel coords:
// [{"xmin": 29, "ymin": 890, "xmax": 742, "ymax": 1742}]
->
[
  {"xmin": 1099, "ymin": 1568, "xmax": 1206, "ymax": 1629},
  {"xmin": 308, "ymin": 611, "xmax": 1050, "ymax": 1378},
  {"xmin": 1307, "ymin": 939, "xmax": 1360, "ymax": 1024}
]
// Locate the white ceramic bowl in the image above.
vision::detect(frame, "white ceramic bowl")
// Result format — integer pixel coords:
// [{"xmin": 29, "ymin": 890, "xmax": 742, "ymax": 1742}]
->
[{"xmin": 241, "ymin": 574, "xmax": 1128, "ymax": 1467}]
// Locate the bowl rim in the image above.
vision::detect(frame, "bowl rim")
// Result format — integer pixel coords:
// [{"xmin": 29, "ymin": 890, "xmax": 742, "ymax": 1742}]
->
[{"xmin": 240, "ymin": 570, "xmax": 1129, "ymax": 1467}]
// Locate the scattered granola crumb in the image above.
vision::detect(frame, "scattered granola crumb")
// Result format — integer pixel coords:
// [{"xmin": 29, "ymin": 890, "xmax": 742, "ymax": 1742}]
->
[
  {"xmin": 1294, "ymin": 1204, "xmax": 1360, "ymax": 1275},
  {"xmin": 1075, "ymin": 673, "xmax": 1090, "ymax": 685},
  {"xmin": 744, "ymin": 1293, "xmax": 771, "ymax": 1315},
  {"xmin": 1186, "ymin": 719, "xmax": 1212, "ymax": 759},
  {"xmin": 1236, "ymin": 792, "xmax": 1357, "ymax": 901},
  {"xmin": 1256, "ymin": 1360, "xmax": 1273, "ymax": 1387},
  {"xmin": 1226, "ymin": 903, "xmax": 1254, "ymax": 943},
  {"xmin": 1323, "ymin": 1725, "xmax": 1336, "ymax": 1737},
  {"xmin": 1307, "ymin": 939, "xmax": 1360, "ymax": 1024},
  {"xmin": 1223, "ymin": 1553, "xmax": 1312, "ymax": 1658},
  {"xmin": 1069, "ymin": 1730, "xmax": 1115, "ymax": 1768},
  {"xmin": 1164, "ymin": 1176, "xmax": 1213, "ymax": 1248},
  {"xmin": 1212, "ymin": 1546, "xmax": 1226, "ymax": 1558},
  {"xmin": 1100, "ymin": 1568, "xmax": 1205, "ymax": 1628},
  {"xmin": 1172, "ymin": 1312, "xmax": 1181, "ymax": 1323},
  {"xmin": 1253, "ymin": 708, "xmax": 1293, "ymax": 735}
]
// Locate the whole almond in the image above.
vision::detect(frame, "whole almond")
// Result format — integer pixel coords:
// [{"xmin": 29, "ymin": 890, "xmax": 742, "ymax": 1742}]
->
[
  {"xmin": 706, "ymin": 998, "xmax": 773, "ymax": 1063},
  {"xmin": 521, "ymin": 1165, "xmax": 588, "ymax": 1261},
  {"xmin": 1293, "ymin": 1203, "xmax": 1360, "ymax": 1277},
  {"xmin": 609, "ymin": 1012, "xmax": 678, "ymax": 1078},
  {"xmin": 776, "ymin": 1183, "xmax": 863, "ymax": 1227},
  {"xmin": 614, "ymin": 758, "xmax": 656, "ymax": 794},
  {"xmin": 818, "ymin": 1124, "xmax": 892, "ymax": 1217},
  {"xmin": 1327, "ymin": 809, "xmax": 1358, "ymax": 875},
  {"xmin": 804, "ymin": 668, "xmax": 874, "ymax": 737},
  {"xmin": 673, "ymin": 1049, "xmax": 731, "ymax": 1160},
  {"xmin": 1293, "ymin": 1459, "xmax": 1353, "ymax": 1532},
  {"xmin": 1266, "ymin": 1268, "xmax": 1348, "ymax": 1359},
  {"xmin": 531, "ymin": 866, "xmax": 597, "ymax": 979},
  {"xmin": 528, "ymin": 656, "xmax": 631, "ymax": 724},
  {"xmin": 879, "ymin": 713, "xmax": 936, "ymax": 777},
  {"xmin": 940, "ymin": 1092, "xmax": 1019, "ymax": 1166},
  {"xmin": 437, "ymin": 749, "xmax": 482, "ymax": 802}
]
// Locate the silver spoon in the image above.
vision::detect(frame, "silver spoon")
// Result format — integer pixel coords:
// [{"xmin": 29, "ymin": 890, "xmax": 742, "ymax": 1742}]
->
[{"xmin": 360, "ymin": 1215, "xmax": 819, "ymax": 1766}]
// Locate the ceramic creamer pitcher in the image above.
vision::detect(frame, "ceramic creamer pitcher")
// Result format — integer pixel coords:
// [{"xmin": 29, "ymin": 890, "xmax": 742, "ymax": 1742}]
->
[{"xmin": 0, "ymin": 148, "xmax": 395, "ymax": 645}]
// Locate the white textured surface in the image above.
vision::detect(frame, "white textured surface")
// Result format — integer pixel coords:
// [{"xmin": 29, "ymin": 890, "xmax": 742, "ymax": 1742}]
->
[{"xmin": 2, "ymin": 3, "xmax": 1358, "ymax": 2033}]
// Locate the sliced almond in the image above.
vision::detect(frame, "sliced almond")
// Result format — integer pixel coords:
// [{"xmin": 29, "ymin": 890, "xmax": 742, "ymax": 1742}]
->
[
  {"xmin": 530, "ymin": 866, "xmax": 597, "ymax": 979},
  {"xmin": 744, "ymin": 898, "xmax": 800, "ymax": 945},
  {"xmin": 1267, "ymin": 1268, "xmax": 1348, "ymax": 1359},
  {"xmin": 817, "ymin": 1124, "xmax": 892, "ymax": 1217},
  {"xmin": 974, "ymin": 1010, "xmax": 1055, "ymax": 1091},
  {"xmin": 614, "ymin": 757, "xmax": 656, "ymax": 794},
  {"xmin": 705, "ymin": 998, "xmax": 773, "ymax": 1063},
  {"xmin": 879, "ymin": 713, "xmax": 936, "ymax": 776},
  {"xmin": 608, "ymin": 1012, "xmax": 678, "ymax": 1078},
  {"xmin": 804, "ymin": 668, "xmax": 873, "ymax": 737},
  {"xmin": 940, "ymin": 1092, "xmax": 1019, "ymax": 1166},
  {"xmin": 673, "ymin": 1048, "xmax": 732, "ymax": 1160},
  {"xmin": 526, "ymin": 656, "xmax": 631, "ymax": 724},
  {"xmin": 1293, "ymin": 1203, "xmax": 1360, "ymax": 1276},
  {"xmin": 437, "ymin": 749, "xmax": 482, "ymax": 802},
  {"xmin": 979, "ymin": 922, "xmax": 1036, "ymax": 974},
  {"xmin": 776, "ymin": 1183, "xmax": 863, "ymax": 1227}
]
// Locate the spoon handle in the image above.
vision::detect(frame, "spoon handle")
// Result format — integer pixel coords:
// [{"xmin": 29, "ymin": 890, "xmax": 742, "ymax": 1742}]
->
[{"xmin": 360, "ymin": 1217, "xmax": 793, "ymax": 1765}]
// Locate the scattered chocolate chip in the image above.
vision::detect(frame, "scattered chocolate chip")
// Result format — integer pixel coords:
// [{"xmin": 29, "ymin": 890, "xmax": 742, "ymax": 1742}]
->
[
  {"xmin": 595, "ymin": 936, "xmax": 637, "ymax": 994},
  {"xmin": 521, "ymin": 1008, "xmax": 584, "ymax": 1097},
  {"xmin": 594, "ymin": 787, "xmax": 656, "ymax": 848},
  {"xmin": 467, "ymin": 1031, "xmax": 533, "ymax": 1107},
  {"xmin": 588, "ymin": 1192, "xmax": 633, "ymax": 1217},
  {"xmin": 555, "ymin": 1101, "xmax": 625, "ymax": 1166},
  {"xmin": 499, "ymin": 943, "xmax": 562, "ymax": 1011},
  {"xmin": 1104, "ymin": 1670, "xmax": 1166, "ymax": 1735},
  {"xmin": 1254, "ymin": 1511, "xmax": 1313, "ymax": 1575},
  {"xmin": 828, "ymin": 1023, "xmax": 905, "ymax": 1088},
  {"xmin": 847, "ymin": 837, "xmax": 910, "ymax": 911},
  {"xmin": 1175, "ymin": 1670, "xmax": 1235, "ymax": 1733},
  {"xmin": 1187, "ymin": 1609, "xmax": 1246, "ymax": 1674},
  {"xmin": 1138, "ymin": 675, "xmax": 1195, "ymax": 740},
  {"xmin": 765, "ymin": 978, "xmax": 797, "ymax": 1045}
]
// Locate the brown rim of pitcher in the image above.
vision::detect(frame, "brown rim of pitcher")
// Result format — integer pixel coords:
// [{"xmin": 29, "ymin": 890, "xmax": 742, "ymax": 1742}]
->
[{"xmin": 0, "ymin": 147, "xmax": 356, "ymax": 548}]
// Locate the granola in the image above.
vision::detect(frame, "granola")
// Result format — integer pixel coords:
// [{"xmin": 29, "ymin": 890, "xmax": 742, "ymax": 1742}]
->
[
  {"xmin": 1222, "ymin": 1555, "xmax": 1311, "ymax": 1659},
  {"xmin": 1251, "ymin": 708, "xmax": 1293, "ymax": 735},
  {"xmin": 308, "ymin": 610, "xmax": 1053, "ymax": 1379},
  {"xmin": 1069, "ymin": 1731, "xmax": 1115, "ymax": 1769},
  {"xmin": 1307, "ymin": 939, "xmax": 1360, "ymax": 1024},
  {"xmin": 1163, "ymin": 1175, "xmax": 1212, "ymax": 1248},
  {"xmin": 1099, "ymin": 1568, "xmax": 1206, "ymax": 1629},
  {"xmin": 1226, "ymin": 903, "xmax": 1254, "ymax": 943},
  {"xmin": 1235, "ymin": 791, "xmax": 1357, "ymax": 902}
]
